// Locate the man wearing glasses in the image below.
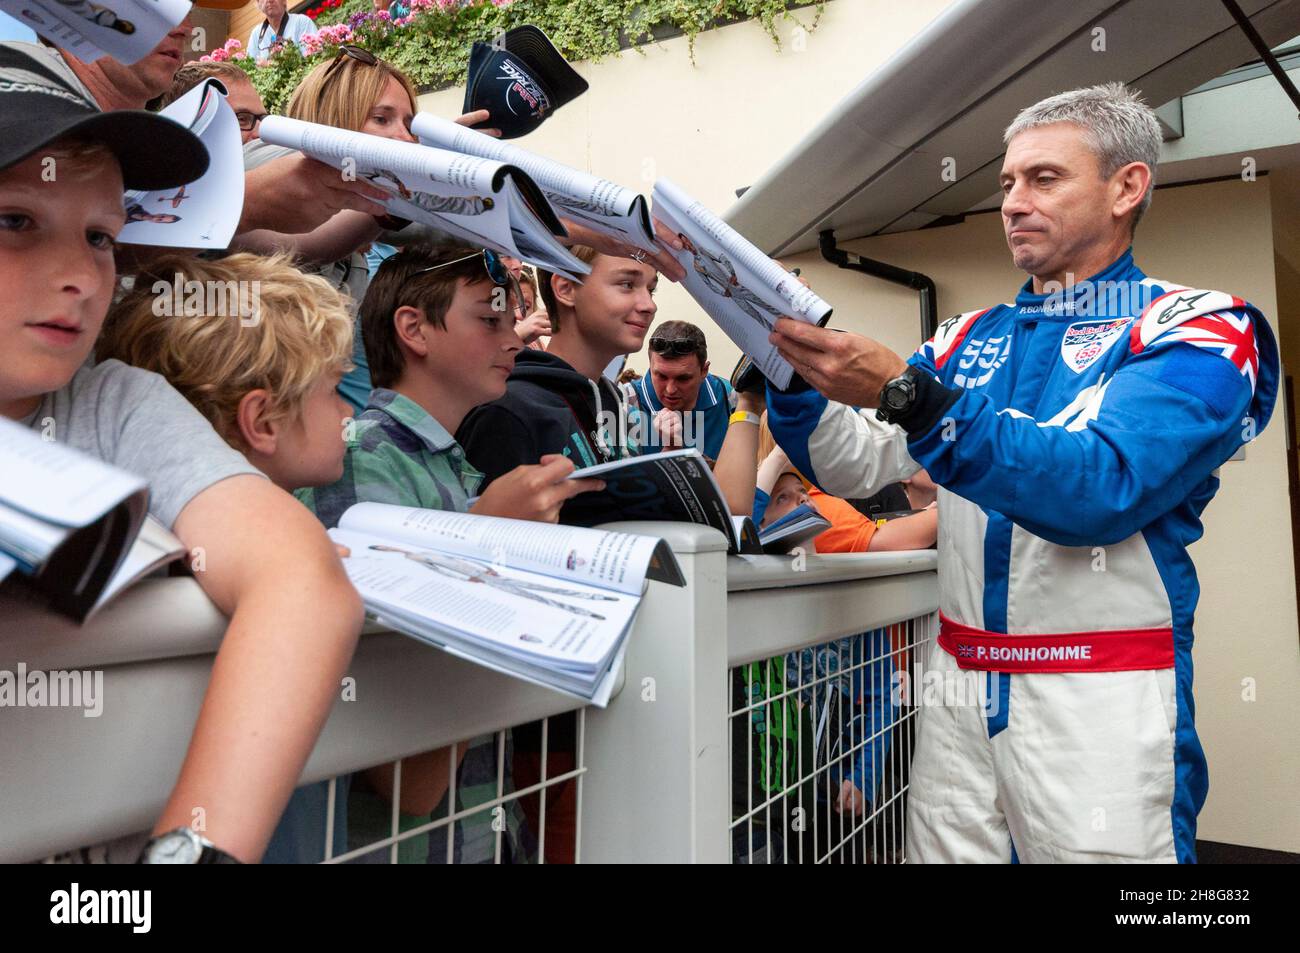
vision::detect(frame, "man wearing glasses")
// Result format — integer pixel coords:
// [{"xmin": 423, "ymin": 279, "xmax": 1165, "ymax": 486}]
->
[
  {"xmin": 159, "ymin": 61, "xmax": 270, "ymax": 145},
  {"xmin": 627, "ymin": 320, "xmax": 738, "ymax": 462}
]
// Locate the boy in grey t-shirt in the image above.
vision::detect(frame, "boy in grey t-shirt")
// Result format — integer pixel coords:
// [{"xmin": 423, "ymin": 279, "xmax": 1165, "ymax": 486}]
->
[
  {"xmin": 22, "ymin": 359, "xmax": 261, "ymax": 529},
  {"xmin": 0, "ymin": 44, "xmax": 362, "ymax": 864}
]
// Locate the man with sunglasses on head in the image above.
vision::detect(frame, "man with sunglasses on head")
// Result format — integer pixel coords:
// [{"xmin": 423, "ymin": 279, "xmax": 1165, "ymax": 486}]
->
[{"xmin": 628, "ymin": 320, "xmax": 738, "ymax": 463}]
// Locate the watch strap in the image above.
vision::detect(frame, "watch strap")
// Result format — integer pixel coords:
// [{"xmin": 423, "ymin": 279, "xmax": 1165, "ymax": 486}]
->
[{"xmin": 887, "ymin": 369, "xmax": 961, "ymax": 434}]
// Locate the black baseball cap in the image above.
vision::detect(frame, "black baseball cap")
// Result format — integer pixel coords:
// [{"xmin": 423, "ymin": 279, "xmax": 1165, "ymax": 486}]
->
[
  {"xmin": 462, "ymin": 25, "xmax": 588, "ymax": 139},
  {"xmin": 0, "ymin": 44, "xmax": 209, "ymax": 190}
]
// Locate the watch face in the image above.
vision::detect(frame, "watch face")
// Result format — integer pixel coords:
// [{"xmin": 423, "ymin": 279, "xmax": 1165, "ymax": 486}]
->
[
  {"xmin": 885, "ymin": 384, "xmax": 911, "ymax": 410},
  {"xmin": 144, "ymin": 829, "xmax": 202, "ymax": 864}
]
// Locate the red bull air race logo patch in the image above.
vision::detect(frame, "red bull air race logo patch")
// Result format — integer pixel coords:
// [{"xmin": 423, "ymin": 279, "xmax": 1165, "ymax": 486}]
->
[
  {"xmin": 1060, "ymin": 318, "xmax": 1130, "ymax": 373},
  {"xmin": 497, "ymin": 58, "xmax": 550, "ymax": 118}
]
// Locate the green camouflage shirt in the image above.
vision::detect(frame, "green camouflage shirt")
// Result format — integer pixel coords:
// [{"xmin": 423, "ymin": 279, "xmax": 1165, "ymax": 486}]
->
[{"xmin": 297, "ymin": 388, "xmax": 534, "ymax": 863}]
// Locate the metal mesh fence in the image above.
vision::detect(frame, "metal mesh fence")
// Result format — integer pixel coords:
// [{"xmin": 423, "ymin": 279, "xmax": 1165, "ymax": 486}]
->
[
  {"xmin": 729, "ymin": 616, "xmax": 931, "ymax": 864},
  {"xmin": 322, "ymin": 710, "xmax": 585, "ymax": 864}
]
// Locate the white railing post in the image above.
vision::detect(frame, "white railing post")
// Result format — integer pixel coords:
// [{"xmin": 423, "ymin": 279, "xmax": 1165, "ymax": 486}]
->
[{"xmin": 579, "ymin": 523, "xmax": 731, "ymax": 863}]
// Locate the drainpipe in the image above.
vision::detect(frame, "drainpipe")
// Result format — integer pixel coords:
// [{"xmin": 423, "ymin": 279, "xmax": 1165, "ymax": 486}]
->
[{"xmin": 819, "ymin": 229, "xmax": 938, "ymax": 341}]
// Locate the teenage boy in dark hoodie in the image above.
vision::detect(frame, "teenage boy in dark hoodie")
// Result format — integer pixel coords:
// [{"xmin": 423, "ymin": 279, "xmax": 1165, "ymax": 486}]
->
[
  {"xmin": 457, "ymin": 245, "xmax": 765, "ymax": 860},
  {"xmin": 457, "ymin": 246, "xmax": 647, "ymax": 484}
]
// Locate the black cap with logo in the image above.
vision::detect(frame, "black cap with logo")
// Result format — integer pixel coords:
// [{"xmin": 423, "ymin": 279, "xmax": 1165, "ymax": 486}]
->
[
  {"xmin": 462, "ymin": 25, "xmax": 588, "ymax": 139},
  {"xmin": 0, "ymin": 43, "xmax": 209, "ymax": 189}
]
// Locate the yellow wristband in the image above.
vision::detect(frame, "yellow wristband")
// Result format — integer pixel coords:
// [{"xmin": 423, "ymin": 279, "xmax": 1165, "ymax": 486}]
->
[{"xmin": 729, "ymin": 411, "xmax": 761, "ymax": 427}]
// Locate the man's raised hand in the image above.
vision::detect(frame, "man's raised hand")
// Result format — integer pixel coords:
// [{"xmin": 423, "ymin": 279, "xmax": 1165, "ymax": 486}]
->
[
  {"xmin": 652, "ymin": 408, "xmax": 684, "ymax": 449},
  {"xmin": 515, "ymin": 308, "xmax": 552, "ymax": 345},
  {"xmin": 240, "ymin": 154, "xmax": 390, "ymax": 236},
  {"xmin": 557, "ymin": 217, "xmax": 688, "ymax": 283},
  {"xmin": 769, "ymin": 317, "xmax": 909, "ymax": 408}
]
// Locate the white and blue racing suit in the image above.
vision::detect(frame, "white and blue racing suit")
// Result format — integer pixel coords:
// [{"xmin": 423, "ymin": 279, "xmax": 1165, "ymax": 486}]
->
[{"xmin": 766, "ymin": 249, "xmax": 1280, "ymax": 862}]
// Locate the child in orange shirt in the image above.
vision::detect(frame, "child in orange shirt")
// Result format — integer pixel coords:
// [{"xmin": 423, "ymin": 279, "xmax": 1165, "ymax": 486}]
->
[{"xmin": 756, "ymin": 446, "xmax": 937, "ymax": 553}]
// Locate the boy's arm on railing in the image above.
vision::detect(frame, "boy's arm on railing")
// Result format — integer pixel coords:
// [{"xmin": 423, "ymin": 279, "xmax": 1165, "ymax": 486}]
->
[{"xmin": 161, "ymin": 475, "xmax": 363, "ymax": 863}]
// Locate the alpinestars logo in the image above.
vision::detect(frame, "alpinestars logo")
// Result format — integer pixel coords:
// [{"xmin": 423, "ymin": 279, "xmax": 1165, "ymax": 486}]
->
[{"xmin": 1155, "ymin": 291, "xmax": 1210, "ymax": 324}]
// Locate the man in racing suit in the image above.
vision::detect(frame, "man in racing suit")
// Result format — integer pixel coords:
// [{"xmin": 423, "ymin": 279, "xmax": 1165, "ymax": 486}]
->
[{"xmin": 764, "ymin": 83, "xmax": 1280, "ymax": 862}]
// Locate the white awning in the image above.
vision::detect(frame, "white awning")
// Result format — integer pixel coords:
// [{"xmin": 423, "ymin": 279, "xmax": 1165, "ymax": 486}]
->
[{"xmin": 725, "ymin": 0, "xmax": 1300, "ymax": 254}]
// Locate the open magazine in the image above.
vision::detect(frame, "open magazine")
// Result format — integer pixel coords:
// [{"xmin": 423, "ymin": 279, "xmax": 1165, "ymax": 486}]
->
[
  {"xmin": 652, "ymin": 178, "xmax": 833, "ymax": 389},
  {"xmin": 119, "ymin": 78, "xmax": 244, "ymax": 250},
  {"xmin": 411, "ymin": 112, "xmax": 658, "ymax": 254},
  {"xmin": 259, "ymin": 116, "xmax": 591, "ymax": 281},
  {"xmin": 568, "ymin": 449, "xmax": 762, "ymax": 555},
  {"xmin": 0, "ymin": 418, "xmax": 186, "ymax": 622},
  {"xmin": 758, "ymin": 502, "xmax": 830, "ymax": 554},
  {"xmin": 329, "ymin": 502, "xmax": 685, "ymax": 705},
  {"xmin": 0, "ymin": 0, "xmax": 189, "ymax": 65}
]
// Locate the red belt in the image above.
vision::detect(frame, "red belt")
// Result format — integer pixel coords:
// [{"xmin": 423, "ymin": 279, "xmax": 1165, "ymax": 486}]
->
[{"xmin": 937, "ymin": 613, "xmax": 1174, "ymax": 673}]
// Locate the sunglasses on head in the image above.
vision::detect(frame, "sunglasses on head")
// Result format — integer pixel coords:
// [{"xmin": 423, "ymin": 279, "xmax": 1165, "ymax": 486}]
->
[
  {"xmin": 649, "ymin": 337, "xmax": 702, "ymax": 358},
  {"xmin": 399, "ymin": 249, "xmax": 525, "ymax": 321},
  {"xmin": 321, "ymin": 44, "xmax": 379, "ymax": 87}
]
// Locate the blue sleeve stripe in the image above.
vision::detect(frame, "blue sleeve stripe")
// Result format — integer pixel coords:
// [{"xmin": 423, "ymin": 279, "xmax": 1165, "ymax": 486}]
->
[{"xmin": 766, "ymin": 383, "xmax": 828, "ymax": 489}]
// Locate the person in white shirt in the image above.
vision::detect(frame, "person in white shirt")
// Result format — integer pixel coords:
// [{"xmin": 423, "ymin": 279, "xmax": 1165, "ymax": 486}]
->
[{"xmin": 248, "ymin": 0, "xmax": 315, "ymax": 62}]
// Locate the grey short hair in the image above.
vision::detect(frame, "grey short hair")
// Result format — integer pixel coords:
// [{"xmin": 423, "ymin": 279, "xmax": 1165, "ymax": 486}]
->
[{"xmin": 1004, "ymin": 82, "xmax": 1162, "ymax": 231}]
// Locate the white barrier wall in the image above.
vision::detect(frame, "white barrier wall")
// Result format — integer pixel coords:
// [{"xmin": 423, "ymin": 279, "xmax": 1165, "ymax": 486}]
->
[{"xmin": 0, "ymin": 524, "xmax": 939, "ymax": 864}]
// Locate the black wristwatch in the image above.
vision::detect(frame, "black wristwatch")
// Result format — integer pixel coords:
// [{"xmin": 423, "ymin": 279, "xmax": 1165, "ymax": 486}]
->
[
  {"xmin": 138, "ymin": 828, "xmax": 242, "ymax": 864},
  {"xmin": 876, "ymin": 366, "xmax": 921, "ymax": 424}
]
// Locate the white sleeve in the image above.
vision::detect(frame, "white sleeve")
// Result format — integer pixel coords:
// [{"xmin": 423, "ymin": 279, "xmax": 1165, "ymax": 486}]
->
[
  {"xmin": 766, "ymin": 387, "xmax": 919, "ymax": 500},
  {"xmin": 807, "ymin": 401, "xmax": 921, "ymax": 498}
]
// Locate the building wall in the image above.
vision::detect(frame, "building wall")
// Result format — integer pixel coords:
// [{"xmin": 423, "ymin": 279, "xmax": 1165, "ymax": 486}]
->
[
  {"xmin": 188, "ymin": 9, "xmax": 230, "ymax": 63},
  {"xmin": 1271, "ymin": 164, "xmax": 1300, "ymax": 447},
  {"xmin": 228, "ymin": 3, "xmax": 264, "ymax": 52},
  {"xmin": 395, "ymin": 1, "xmax": 1299, "ymax": 850}
]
